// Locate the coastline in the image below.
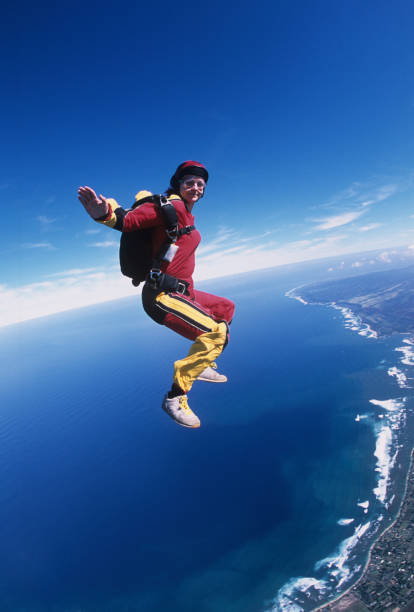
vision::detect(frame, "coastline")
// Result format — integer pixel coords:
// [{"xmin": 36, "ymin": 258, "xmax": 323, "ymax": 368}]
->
[
  {"xmin": 284, "ymin": 284, "xmax": 414, "ymax": 611},
  {"xmin": 312, "ymin": 447, "xmax": 414, "ymax": 611}
]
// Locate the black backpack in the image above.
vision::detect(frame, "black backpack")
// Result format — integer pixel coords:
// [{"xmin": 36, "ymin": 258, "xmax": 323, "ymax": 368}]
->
[{"xmin": 119, "ymin": 193, "xmax": 186, "ymax": 287}]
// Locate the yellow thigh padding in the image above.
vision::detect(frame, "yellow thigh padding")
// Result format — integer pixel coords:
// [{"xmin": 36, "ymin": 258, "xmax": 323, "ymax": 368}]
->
[
  {"xmin": 155, "ymin": 292, "xmax": 216, "ymax": 332},
  {"xmin": 173, "ymin": 322, "xmax": 228, "ymax": 393}
]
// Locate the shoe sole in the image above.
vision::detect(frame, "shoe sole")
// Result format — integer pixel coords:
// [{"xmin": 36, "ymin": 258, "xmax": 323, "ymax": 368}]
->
[
  {"xmin": 197, "ymin": 376, "xmax": 227, "ymax": 383},
  {"xmin": 162, "ymin": 405, "xmax": 200, "ymax": 428}
]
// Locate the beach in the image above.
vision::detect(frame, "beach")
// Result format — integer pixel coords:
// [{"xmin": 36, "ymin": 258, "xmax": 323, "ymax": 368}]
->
[
  {"xmin": 314, "ymin": 447, "xmax": 414, "ymax": 611},
  {"xmin": 284, "ymin": 274, "xmax": 414, "ymax": 612}
]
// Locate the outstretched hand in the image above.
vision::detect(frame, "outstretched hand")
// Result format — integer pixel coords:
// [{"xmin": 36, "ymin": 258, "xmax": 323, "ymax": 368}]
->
[{"xmin": 78, "ymin": 186, "xmax": 109, "ymax": 220}]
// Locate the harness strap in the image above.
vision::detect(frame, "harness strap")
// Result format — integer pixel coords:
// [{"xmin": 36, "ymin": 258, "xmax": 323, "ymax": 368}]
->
[
  {"xmin": 152, "ymin": 197, "xmax": 195, "ymax": 268},
  {"xmin": 178, "ymin": 225, "xmax": 195, "ymax": 236},
  {"xmin": 158, "ymin": 196, "xmax": 180, "ymax": 240},
  {"xmin": 147, "ymin": 270, "xmax": 190, "ymax": 296},
  {"xmin": 129, "ymin": 193, "xmax": 196, "ymax": 286}
]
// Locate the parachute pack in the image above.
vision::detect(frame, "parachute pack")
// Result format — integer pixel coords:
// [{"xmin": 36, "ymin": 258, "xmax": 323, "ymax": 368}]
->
[{"xmin": 119, "ymin": 192, "xmax": 195, "ymax": 287}]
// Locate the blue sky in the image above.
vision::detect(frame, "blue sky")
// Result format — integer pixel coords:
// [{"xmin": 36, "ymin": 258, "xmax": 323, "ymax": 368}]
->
[{"xmin": 2, "ymin": 0, "xmax": 414, "ymax": 325}]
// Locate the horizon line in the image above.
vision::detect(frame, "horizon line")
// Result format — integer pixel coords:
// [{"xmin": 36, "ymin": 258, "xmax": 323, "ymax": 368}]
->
[{"xmin": 2, "ymin": 244, "xmax": 413, "ymax": 331}]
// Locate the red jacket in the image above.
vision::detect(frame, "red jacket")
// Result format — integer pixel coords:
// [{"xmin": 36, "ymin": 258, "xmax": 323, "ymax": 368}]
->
[{"xmin": 100, "ymin": 194, "xmax": 201, "ymax": 292}]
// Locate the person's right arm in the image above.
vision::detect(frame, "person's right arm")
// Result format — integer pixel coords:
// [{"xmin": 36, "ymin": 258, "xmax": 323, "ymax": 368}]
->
[{"xmin": 77, "ymin": 186, "xmax": 162, "ymax": 231}]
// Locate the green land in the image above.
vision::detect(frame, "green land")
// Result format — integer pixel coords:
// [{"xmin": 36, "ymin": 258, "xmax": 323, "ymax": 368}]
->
[{"xmin": 295, "ymin": 264, "xmax": 414, "ymax": 337}]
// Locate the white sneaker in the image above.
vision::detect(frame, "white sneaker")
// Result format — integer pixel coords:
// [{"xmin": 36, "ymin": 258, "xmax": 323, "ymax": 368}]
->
[
  {"xmin": 162, "ymin": 394, "xmax": 200, "ymax": 428},
  {"xmin": 197, "ymin": 362, "xmax": 227, "ymax": 383}
]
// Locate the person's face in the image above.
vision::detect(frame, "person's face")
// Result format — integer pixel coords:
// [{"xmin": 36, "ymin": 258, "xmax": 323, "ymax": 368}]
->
[{"xmin": 179, "ymin": 175, "xmax": 206, "ymax": 205}]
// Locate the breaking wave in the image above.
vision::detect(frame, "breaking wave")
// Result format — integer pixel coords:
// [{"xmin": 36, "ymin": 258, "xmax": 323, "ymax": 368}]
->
[
  {"xmin": 337, "ymin": 518, "xmax": 355, "ymax": 526},
  {"xmin": 369, "ymin": 398, "xmax": 406, "ymax": 505},
  {"xmin": 330, "ymin": 304, "xmax": 377, "ymax": 338},
  {"xmin": 388, "ymin": 367, "xmax": 408, "ymax": 388},
  {"xmin": 285, "ymin": 290, "xmax": 377, "ymax": 339},
  {"xmin": 268, "ymin": 523, "xmax": 372, "ymax": 611},
  {"xmin": 395, "ymin": 337, "xmax": 414, "ymax": 366}
]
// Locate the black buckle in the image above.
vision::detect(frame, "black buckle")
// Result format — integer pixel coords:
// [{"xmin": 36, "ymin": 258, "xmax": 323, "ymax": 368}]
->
[
  {"xmin": 149, "ymin": 269, "xmax": 161, "ymax": 283},
  {"xmin": 147, "ymin": 270, "xmax": 188, "ymax": 296},
  {"xmin": 165, "ymin": 226, "xmax": 178, "ymax": 241},
  {"xmin": 176, "ymin": 281, "xmax": 187, "ymax": 294}
]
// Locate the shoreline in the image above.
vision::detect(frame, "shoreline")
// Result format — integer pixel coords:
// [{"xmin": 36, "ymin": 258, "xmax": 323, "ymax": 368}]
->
[
  {"xmin": 284, "ymin": 281, "xmax": 414, "ymax": 611},
  {"xmin": 312, "ymin": 446, "xmax": 414, "ymax": 611}
]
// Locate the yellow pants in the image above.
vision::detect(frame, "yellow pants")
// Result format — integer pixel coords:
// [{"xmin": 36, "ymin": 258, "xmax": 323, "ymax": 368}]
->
[
  {"xmin": 173, "ymin": 321, "xmax": 228, "ymax": 393},
  {"xmin": 142, "ymin": 286, "xmax": 233, "ymax": 395}
]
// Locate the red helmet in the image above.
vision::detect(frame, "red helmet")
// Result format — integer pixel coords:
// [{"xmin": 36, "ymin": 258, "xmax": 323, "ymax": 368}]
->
[{"xmin": 170, "ymin": 161, "xmax": 209, "ymax": 192}]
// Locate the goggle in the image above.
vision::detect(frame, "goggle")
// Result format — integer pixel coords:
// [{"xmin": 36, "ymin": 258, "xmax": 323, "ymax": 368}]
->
[{"xmin": 180, "ymin": 178, "xmax": 206, "ymax": 189}]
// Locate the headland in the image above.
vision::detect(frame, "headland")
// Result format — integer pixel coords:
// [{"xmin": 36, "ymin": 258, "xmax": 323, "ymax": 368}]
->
[{"xmin": 289, "ymin": 264, "xmax": 414, "ymax": 337}]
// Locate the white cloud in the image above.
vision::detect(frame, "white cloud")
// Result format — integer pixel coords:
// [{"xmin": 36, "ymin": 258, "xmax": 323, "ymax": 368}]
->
[
  {"xmin": 89, "ymin": 241, "xmax": 118, "ymax": 248},
  {"xmin": 314, "ymin": 211, "xmax": 364, "ymax": 231},
  {"xmin": 358, "ymin": 223, "xmax": 383, "ymax": 232},
  {"xmin": 316, "ymin": 183, "xmax": 360, "ymax": 210},
  {"xmin": 3, "ymin": 228, "xmax": 413, "ymax": 329},
  {"xmin": 0, "ymin": 231, "xmax": 349, "ymax": 328},
  {"xmin": 377, "ymin": 250, "xmax": 396, "ymax": 263},
  {"xmin": 315, "ymin": 181, "xmax": 398, "ymax": 213},
  {"xmin": 323, "ymin": 248, "xmax": 414, "ymax": 273},
  {"xmin": 46, "ymin": 267, "xmax": 100, "ymax": 278},
  {"xmin": 22, "ymin": 242, "xmax": 55, "ymax": 250},
  {"xmin": 37, "ymin": 215, "xmax": 55, "ymax": 225},
  {"xmin": 360, "ymin": 184, "xmax": 397, "ymax": 207},
  {"xmin": 197, "ymin": 228, "xmax": 238, "ymax": 256},
  {"xmin": 0, "ymin": 270, "xmax": 137, "ymax": 328},
  {"xmin": 194, "ymin": 232, "xmax": 351, "ymax": 282}
]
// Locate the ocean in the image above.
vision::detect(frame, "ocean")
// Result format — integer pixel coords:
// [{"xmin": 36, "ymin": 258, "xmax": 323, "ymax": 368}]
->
[{"xmin": 1, "ymin": 263, "xmax": 413, "ymax": 611}]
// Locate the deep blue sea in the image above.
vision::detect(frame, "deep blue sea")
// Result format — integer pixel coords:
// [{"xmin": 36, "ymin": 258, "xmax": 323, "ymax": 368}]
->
[{"xmin": 1, "ymin": 262, "xmax": 414, "ymax": 612}]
